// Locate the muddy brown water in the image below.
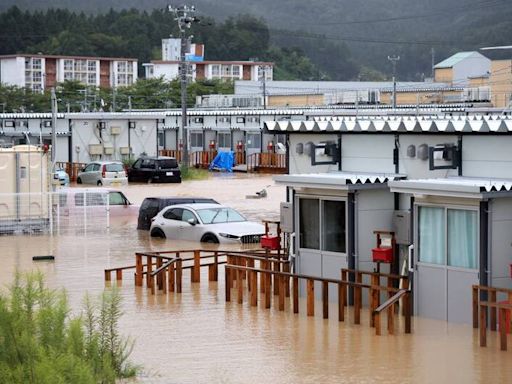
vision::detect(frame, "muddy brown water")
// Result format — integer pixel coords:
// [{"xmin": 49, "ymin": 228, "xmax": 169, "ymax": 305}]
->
[{"xmin": 0, "ymin": 173, "xmax": 510, "ymax": 383}]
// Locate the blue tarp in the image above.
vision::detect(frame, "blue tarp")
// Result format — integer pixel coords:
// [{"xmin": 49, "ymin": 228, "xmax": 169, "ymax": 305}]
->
[{"xmin": 209, "ymin": 151, "xmax": 235, "ymax": 172}]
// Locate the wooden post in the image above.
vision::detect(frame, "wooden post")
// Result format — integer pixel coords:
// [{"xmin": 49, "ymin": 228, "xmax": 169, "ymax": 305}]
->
[
  {"xmin": 193, "ymin": 250, "xmax": 200, "ymax": 283},
  {"xmin": 499, "ymin": 307, "xmax": 508, "ymax": 351},
  {"xmin": 213, "ymin": 252, "xmax": 219, "ymax": 281},
  {"xmin": 279, "ymin": 275, "xmax": 285, "ymax": 311},
  {"xmin": 480, "ymin": 304, "xmax": 487, "ymax": 347},
  {"xmin": 283, "ymin": 262, "xmax": 290, "ymax": 297},
  {"xmin": 168, "ymin": 262, "xmax": 175, "ymax": 292},
  {"xmin": 370, "ymin": 274, "xmax": 379, "ymax": 327},
  {"xmin": 251, "ymin": 270, "xmax": 258, "ymax": 307},
  {"xmin": 156, "ymin": 258, "xmax": 163, "ymax": 290},
  {"xmin": 238, "ymin": 269, "xmax": 243, "ymax": 304},
  {"xmin": 375, "ymin": 312, "xmax": 381, "ymax": 336},
  {"xmin": 146, "ymin": 255, "xmax": 153, "ymax": 289},
  {"xmin": 293, "ymin": 277, "xmax": 299, "ymax": 314},
  {"xmin": 208, "ymin": 264, "xmax": 215, "ymax": 281},
  {"xmin": 247, "ymin": 259, "xmax": 254, "ymax": 291},
  {"xmin": 104, "ymin": 270, "xmax": 111, "ymax": 282},
  {"xmin": 338, "ymin": 283, "xmax": 345, "ymax": 322},
  {"xmin": 401, "ymin": 277, "xmax": 410, "ymax": 316},
  {"xmin": 307, "ymin": 279, "xmax": 315, "ymax": 317},
  {"xmin": 490, "ymin": 290, "xmax": 497, "ymax": 331},
  {"xmin": 260, "ymin": 258, "xmax": 266, "ymax": 294},
  {"xmin": 135, "ymin": 253, "xmax": 143, "ymax": 287},
  {"xmin": 388, "ymin": 304, "xmax": 395, "ymax": 334},
  {"xmin": 404, "ymin": 291, "xmax": 411, "ymax": 334},
  {"xmin": 116, "ymin": 269, "xmax": 122, "ymax": 281},
  {"xmin": 265, "ymin": 270, "xmax": 271, "ymax": 309},
  {"xmin": 341, "ymin": 269, "xmax": 348, "ymax": 307},
  {"xmin": 225, "ymin": 266, "xmax": 231, "ymax": 302},
  {"xmin": 354, "ymin": 272, "xmax": 362, "ymax": 325},
  {"xmin": 176, "ymin": 258, "xmax": 182, "ymax": 293},
  {"xmin": 322, "ymin": 281, "xmax": 329, "ymax": 319},
  {"xmin": 472, "ymin": 286, "xmax": 478, "ymax": 329}
]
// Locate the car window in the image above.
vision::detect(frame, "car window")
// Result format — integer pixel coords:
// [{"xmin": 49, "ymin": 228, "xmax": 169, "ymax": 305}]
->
[
  {"xmin": 75, "ymin": 192, "xmax": 106, "ymax": 206},
  {"xmin": 84, "ymin": 164, "xmax": 94, "ymax": 172},
  {"xmin": 158, "ymin": 159, "xmax": 178, "ymax": 169},
  {"xmin": 106, "ymin": 163, "xmax": 124, "ymax": 172},
  {"xmin": 109, "ymin": 192, "xmax": 126, "ymax": 205},
  {"xmin": 182, "ymin": 209, "xmax": 196, "ymax": 223},
  {"xmin": 92, "ymin": 164, "xmax": 101, "ymax": 171},
  {"xmin": 141, "ymin": 159, "xmax": 155, "ymax": 169},
  {"xmin": 197, "ymin": 208, "xmax": 246, "ymax": 224},
  {"xmin": 163, "ymin": 208, "xmax": 183, "ymax": 220},
  {"xmin": 132, "ymin": 159, "xmax": 142, "ymax": 169}
]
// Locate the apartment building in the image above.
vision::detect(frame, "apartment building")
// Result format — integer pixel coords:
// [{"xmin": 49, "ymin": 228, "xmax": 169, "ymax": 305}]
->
[{"xmin": 0, "ymin": 54, "xmax": 138, "ymax": 91}]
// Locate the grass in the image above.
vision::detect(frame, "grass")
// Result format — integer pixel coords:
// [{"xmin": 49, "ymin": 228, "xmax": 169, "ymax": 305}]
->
[
  {"xmin": 180, "ymin": 165, "xmax": 210, "ymax": 181},
  {"xmin": 0, "ymin": 272, "xmax": 139, "ymax": 384}
]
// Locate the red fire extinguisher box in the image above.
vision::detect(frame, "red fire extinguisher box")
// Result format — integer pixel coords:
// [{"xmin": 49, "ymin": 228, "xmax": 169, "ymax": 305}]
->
[
  {"xmin": 372, "ymin": 247, "xmax": 393, "ymax": 263},
  {"xmin": 261, "ymin": 235, "xmax": 280, "ymax": 250}
]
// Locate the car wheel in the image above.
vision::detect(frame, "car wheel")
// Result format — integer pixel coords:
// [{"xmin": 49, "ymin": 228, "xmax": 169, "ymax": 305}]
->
[
  {"xmin": 77, "ymin": 177, "xmax": 82, "ymax": 184},
  {"xmin": 150, "ymin": 228, "xmax": 166, "ymax": 238},
  {"xmin": 97, "ymin": 180, "xmax": 103, "ymax": 186},
  {"xmin": 201, "ymin": 234, "xmax": 219, "ymax": 244}
]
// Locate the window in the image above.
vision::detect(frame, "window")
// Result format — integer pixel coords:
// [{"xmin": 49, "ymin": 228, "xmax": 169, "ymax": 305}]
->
[
  {"xmin": 141, "ymin": 159, "xmax": 155, "ymax": 169},
  {"xmin": 182, "ymin": 209, "xmax": 196, "ymax": 223},
  {"xmin": 246, "ymin": 133, "xmax": 261, "ymax": 149},
  {"xmin": 163, "ymin": 208, "xmax": 182, "ymax": 220},
  {"xmin": 322, "ymin": 200, "xmax": 346, "ymax": 253},
  {"xmin": 193, "ymin": 117, "xmax": 204, "ymax": 124},
  {"xmin": 64, "ymin": 72, "xmax": 73, "ymax": 81},
  {"xmin": 32, "ymin": 72, "xmax": 42, "ymax": 82},
  {"xmin": 218, "ymin": 132, "xmax": 231, "ymax": 148},
  {"xmin": 299, "ymin": 198, "xmax": 319, "ymax": 249},
  {"xmin": 157, "ymin": 159, "xmax": 178, "ymax": 169},
  {"xmin": 211, "ymin": 65, "xmax": 220, "ymax": 76},
  {"xmin": 87, "ymin": 73, "xmax": 96, "ymax": 85},
  {"xmin": 232, "ymin": 65, "xmax": 240, "ymax": 77},
  {"xmin": 196, "ymin": 208, "xmax": 245, "ymax": 224},
  {"xmin": 87, "ymin": 60, "xmax": 96, "ymax": 71},
  {"xmin": 190, "ymin": 132, "xmax": 203, "ymax": 148},
  {"xmin": 64, "ymin": 60, "xmax": 73, "ymax": 71},
  {"xmin": 105, "ymin": 163, "xmax": 124, "ymax": 172},
  {"xmin": 109, "ymin": 192, "xmax": 126, "ymax": 206},
  {"xmin": 217, "ymin": 117, "xmax": 230, "ymax": 123},
  {"xmin": 117, "ymin": 61, "xmax": 127, "ymax": 72},
  {"xmin": 246, "ymin": 117, "xmax": 260, "ymax": 123},
  {"xmin": 84, "ymin": 164, "xmax": 95, "ymax": 172},
  {"xmin": 236, "ymin": 117, "xmax": 245, "ymax": 124},
  {"xmin": 418, "ymin": 206, "xmax": 478, "ymax": 269},
  {"xmin": 222, "ymin": 65, "xmax": 231, "ymax": 76},
  {"xmin": 32, "ymin": 58, "xmax": 42, "ymax": 70},
  {"xmin": 132, "ymin": 159, "xmax": 142, "ymax": 169}
]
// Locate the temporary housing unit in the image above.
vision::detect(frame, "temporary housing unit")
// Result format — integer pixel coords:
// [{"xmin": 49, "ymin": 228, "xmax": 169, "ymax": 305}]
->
[
  {"xmin": 267, "ymin": 115, "xmax": 512, "ymax": 323},
  {"xmin": 0, "ymin": 145, "xmax": 50, "ymax": 232}
]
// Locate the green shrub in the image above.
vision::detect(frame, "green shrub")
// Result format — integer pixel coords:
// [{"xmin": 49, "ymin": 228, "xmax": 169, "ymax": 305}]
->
[
  {"xmin": 180, "ymin": 165, "xmax": 210, "ymax": 181},
  {"xmin": 0, "ymin": 272, "xmax": 138, "ymax": 384}
]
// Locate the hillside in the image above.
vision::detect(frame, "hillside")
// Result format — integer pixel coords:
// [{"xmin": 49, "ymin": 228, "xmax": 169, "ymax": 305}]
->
[{"xmin": 0, "ymin": 0, "xmax": 511, "ymax": 80}]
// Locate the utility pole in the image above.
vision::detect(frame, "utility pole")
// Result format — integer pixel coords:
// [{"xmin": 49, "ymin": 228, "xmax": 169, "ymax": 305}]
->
[
  {"xmin": 168, "ymin": 4, "xmax": 199, "ymax": 168},
  {"xmin": 112, "ymin": 85, "xmax": 117, "ymax": 112},
  {"xmin": 387, "ymin": 55, "xmax": 400, "ymax": 112},
  {"xmin": 431, "ymin": 47, "xmax": 435, "ymax": 80},
  {"xmin": 260, "ymin": 65, "xmax": 267, "ymax": 109},
  {"xmin": 128, "ymin": 96, "xmax": 132, "ymax": 160},
  {"xmin": 51, "ymin": 87, "xmax": 57, "ymax": 173}
]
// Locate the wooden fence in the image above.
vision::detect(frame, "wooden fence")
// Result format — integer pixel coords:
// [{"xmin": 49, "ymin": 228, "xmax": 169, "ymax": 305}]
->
[{"xmin": 56, "ymin": 162, "xmax": 86, "ymax": 182}]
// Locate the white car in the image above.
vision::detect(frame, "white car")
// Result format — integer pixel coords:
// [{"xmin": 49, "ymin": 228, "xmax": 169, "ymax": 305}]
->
[{"xmin": 149, "ymin": 203, "xmax": 265, "ymax": 244}]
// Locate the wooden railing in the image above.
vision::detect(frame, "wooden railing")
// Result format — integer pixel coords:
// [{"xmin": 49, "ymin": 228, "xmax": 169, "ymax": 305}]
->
[
  {"xmin": 225, "ymin": 264, "xmax": 412, "ymax": 335},
  {"xmin": 159, "ymin": 149, "xmax": 182, "ymax": 162},
  {"xmin": 55, "ymin": 162, "xmax": 86, "ymax": 182},
  {"xmin": 190, "ymin": 151, "xmax": 217, "ymax": 168},
  {"xmin": 247, "ymin": 153, "xmax": 286, "ymax": 173},
  {"xmin": 234, "ymin": 151, "xmax": 245, "ymax": 165},
  {"xmin": 473, "ymin": 285, "xmax": 512, "ymax": 351},
  {"xmin": 373, "ymin": 289, "xmax": 410, "ymax": 336}
]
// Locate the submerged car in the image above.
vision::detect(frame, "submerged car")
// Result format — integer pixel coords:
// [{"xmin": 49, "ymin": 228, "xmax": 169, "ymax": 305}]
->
[
  {"xmin": 127, "ymin": 156, "xmax": 181, "ymax": 183},
  {"xmin": 77, "ymin": 161, "xmax": 127, "ymax": 186},
  {"xmin": 54, "ymin": 168, "xmax": 70, "ymax": 186},
  {"xmin": 149, "ymin": 203, "xmax": 265, "ymax": 244},
  {"xmin": 137, "ymin": 197, "xmax": 219, "ymax": 230}
]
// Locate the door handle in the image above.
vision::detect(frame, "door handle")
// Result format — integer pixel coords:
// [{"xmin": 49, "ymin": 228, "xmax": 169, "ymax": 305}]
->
[{"xmin": 408, "ymin": 244, "xmax": 414, "ymax": 273}]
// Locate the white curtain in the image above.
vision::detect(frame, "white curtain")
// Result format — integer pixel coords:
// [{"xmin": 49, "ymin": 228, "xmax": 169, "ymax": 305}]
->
[
  {"xmin": 419, "ymin": 207, "xmax": 445, "ymax": 265},
  {"xmin": 448, "ymin": 209, "xmax": 477, "ymax": 269}
]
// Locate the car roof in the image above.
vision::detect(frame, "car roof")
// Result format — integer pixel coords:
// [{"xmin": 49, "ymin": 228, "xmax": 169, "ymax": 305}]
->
[
  {"xmin": 163, "ymin": 203, "xmax": 226, "ymax": 210},
  {"xmin": 84, "ymin": 161, "xmax": 123, "ymax": 165},
  {"xmin": 144, "ymin": 196, "xmax": 217, "ymax": 201},
  {"xmin": 57, "ymin": 187, "xmax": 123, "ymax": 193},
  {"xmin": 138, "ymin": 156, "xmax": 176, "ymax": 160}
]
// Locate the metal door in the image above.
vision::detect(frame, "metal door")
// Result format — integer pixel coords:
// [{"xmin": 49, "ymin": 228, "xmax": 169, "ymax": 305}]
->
[{"xmin": 415, "ymin": 205, "xmax": 479, "ymax": 323}]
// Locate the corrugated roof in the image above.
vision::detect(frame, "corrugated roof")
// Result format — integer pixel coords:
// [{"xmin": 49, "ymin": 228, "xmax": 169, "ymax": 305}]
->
[
  {"xmin": 434, "ymin": 52, "xmax": 478, "ymax": 69},
  {"xmin": 274, "ymin": 172, "xmax": 406, "ymax": 190},
  {"xmin": 265, "ymin": 116, "xmax": 512, "ymax": 133},
  {"xmin": 389, "ymin": 177, "xmax": 512, "ymax": 197}
]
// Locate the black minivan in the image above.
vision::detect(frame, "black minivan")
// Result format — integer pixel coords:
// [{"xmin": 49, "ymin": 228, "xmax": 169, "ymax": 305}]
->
[
  {"xmin": 137, "ymin": 197, "xmax": 219, "ymax": 230},
  {"xmin": 127, "ymin": 156, "xmax": 181, "ymax": 183}
]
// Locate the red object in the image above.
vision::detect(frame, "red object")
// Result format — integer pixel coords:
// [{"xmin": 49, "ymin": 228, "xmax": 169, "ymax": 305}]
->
[
  {"xmin": 102, "ymin": 164, "xmax": 106, "ymax": 178},
  {"xmin": 236, "ymin": 141, "xmax": 244, "ymax": 151},
  {"xmin": 42, "ymin": 143, "xmax": 49, "ymax": 153},
  {"xmin": 499, "ymin": 300, "xmax": 511, "ymax": 334},
  {"xmin": 261, "ymin": 235, "xmax": 280, "ymax": 250},
  {"xmin": 267, "ymin": 141, "xmax": 274, "ymax": 151},
  {"xmin": 372, "ymin": 247, "xmax": 393, "ymax": 263},
  {"xmin": 209, "ymin": 140, "xmax": 216, "ymax": 149}
]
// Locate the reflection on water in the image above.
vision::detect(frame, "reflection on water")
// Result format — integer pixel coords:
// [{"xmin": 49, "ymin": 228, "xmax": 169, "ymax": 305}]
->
[{"xmin": 0, "ymin": 173, "xmax": 510, "ymax": 383}]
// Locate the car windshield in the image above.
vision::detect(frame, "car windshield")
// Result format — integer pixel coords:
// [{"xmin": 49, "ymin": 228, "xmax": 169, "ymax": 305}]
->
[
  {"xmin": 105, "ymin": 163, "xmax": 124, "ymax": 172},
  {"xmin": 196, "ymin": 208, "xmax": 246, "ymax": 224}
]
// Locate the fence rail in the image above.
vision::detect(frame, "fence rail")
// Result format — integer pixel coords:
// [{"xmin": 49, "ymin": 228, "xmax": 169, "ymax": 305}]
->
[{"xmin": 247, "ymin": 153, "xmax": 286, "ymax": 173}]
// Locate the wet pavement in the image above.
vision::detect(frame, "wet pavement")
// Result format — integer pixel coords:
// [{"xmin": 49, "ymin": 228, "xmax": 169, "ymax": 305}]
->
[{"xmin": 0, "ymin": 173, "xmax": 510, "ymax": 383}]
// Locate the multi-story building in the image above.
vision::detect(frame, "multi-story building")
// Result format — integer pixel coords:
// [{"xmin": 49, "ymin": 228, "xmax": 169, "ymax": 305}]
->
[
  {"xmin": 0, "ymin": 54, "xmax": 138, "ymax": 91},
  {"xmin": 144, "ymin": 38, "xmax": 273, "ymax": 82}
]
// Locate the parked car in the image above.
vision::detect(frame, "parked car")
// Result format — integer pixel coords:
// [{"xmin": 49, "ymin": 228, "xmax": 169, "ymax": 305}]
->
[
  {"xmin": 77, "ymin": 161, "xmax": 127, "ymax": 186},
  {"xmin": 55, "ymin": 188, "xmax": 138, "ymax": 218},
  {"xmin": 150, "ymin": 203, "xmax": 264, "ymax": 244},
  {"xmin": 54, "ymin": 168, "xmax": 70, "ymax": 186},
  {"xmin": 127, "ymin": 156, "xmax": 181, "ymax": 183},
  {"xmin": 137, "ymin": 197, "xmax": 219, "ymax": 230}
]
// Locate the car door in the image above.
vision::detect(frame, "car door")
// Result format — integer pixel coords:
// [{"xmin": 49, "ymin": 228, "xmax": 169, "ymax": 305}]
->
[
  {"xmin": 91, "ymin": 163, "xmax": 101, "ymax": 184},
  {"xmin": 142, "ymin": 159, "xmax": 156, "ymax": 181},
  {"xmin": 179, "ymin": 209, "xmax": 202, "ymax": 241},
  {"xmin": 130, "ymin": 159, "xmax": 143, "ymax": 181},
  {"xmin": 81, "ymin": 163, "xmax": 95, "ymax": 183},
  {"xmin": 159, "ymin": 208, "xmax": 184, "ymax": 240},
  {"xmin": 108, "ymin": 191, "xmax": 130, "ymax": 216}
]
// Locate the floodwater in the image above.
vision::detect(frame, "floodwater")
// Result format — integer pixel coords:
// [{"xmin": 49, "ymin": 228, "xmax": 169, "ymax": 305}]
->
[{"xmin": 0, "ymin": 173, "xmax": 510, "ymax": 384}]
